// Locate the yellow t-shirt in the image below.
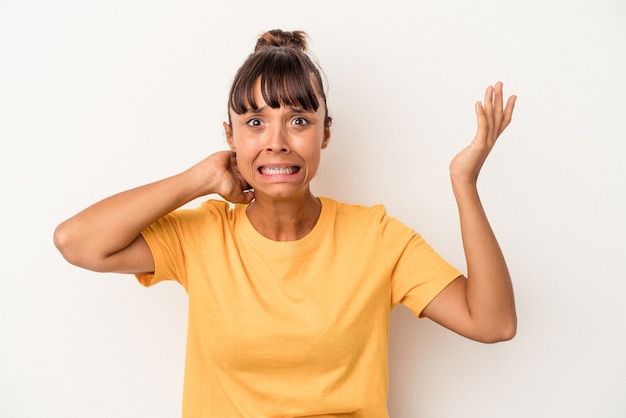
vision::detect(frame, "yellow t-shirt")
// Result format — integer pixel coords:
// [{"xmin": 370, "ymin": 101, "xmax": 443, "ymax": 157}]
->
[{"xmin": 137, "ymin": 197, "xmax": 462, "ymax": 417}]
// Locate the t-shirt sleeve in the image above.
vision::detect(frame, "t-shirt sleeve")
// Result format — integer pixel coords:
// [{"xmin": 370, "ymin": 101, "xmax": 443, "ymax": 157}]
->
[
  {"xmin": 135, "ymin": 210, "xmax": 188, "ymax": 288},
  {"xmin": 135, "ymin": 200, "xmax": 225, "ymax": 289},
  {"xmin": 381, "ymin": 210, "xmax": 463, "ymax": 317}
]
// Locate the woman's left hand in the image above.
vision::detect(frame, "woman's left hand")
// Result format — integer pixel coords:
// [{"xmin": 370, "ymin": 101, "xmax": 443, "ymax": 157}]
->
[{"xmin": 449, "ymin": 82, "xmax": 516, "ymax": 186}]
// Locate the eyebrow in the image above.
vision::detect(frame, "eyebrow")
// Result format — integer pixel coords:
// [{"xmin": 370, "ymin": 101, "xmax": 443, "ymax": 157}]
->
[{"xmin": 245, "ymin": 105, "xmax": 267, "ymax": 114}]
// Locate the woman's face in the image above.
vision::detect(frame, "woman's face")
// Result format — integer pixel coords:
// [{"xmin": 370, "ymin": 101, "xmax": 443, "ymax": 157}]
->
[{"xmin": 224, "ymin": 81, "xmax": 330, "ymax": 201}]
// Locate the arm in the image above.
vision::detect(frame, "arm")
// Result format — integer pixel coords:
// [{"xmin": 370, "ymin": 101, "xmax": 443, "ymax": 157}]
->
[
  {"xmin": 53, "ymin": 151, "xmax": 254, "ymax": 274},
  {"xmin": 421, "ymin": 82, "xmax": 517, "ymax": 343}
]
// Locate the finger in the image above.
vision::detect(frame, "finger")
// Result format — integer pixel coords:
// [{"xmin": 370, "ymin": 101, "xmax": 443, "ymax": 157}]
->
[
  {"xmin": 492, "ymin": 82, "xmax": 505, "ymax": 139},
  {"xmin": 483, "ymin": 85, "xmax": 494, "ymax": 113},
  {"xmin": 498, "ymin": 95, "xmax": 517, "ymax": 137},
  {"xmin": 494, "ymin": 81, "xmax": 504, "ymax": 111},
  {"xmin": 483, "ymin": 85, "xmax": 495, "ymax": 142},
  {"xmin": 494, "ymin": 82, "xmax": 504, "ymax": 118},
  {"xmin": 474, "ymin": 100, "xmax": 488, "ymax": 144}
]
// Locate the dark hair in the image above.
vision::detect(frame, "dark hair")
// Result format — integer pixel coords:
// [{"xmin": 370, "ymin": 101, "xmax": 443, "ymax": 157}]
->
[{"xmin": 228, "ymin": 29, "xmax": 328, "ymax": 120}]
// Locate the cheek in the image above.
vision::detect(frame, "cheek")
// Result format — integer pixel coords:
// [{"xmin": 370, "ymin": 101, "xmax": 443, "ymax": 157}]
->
[
  {"xmin": 235, "ymin": 153, "xmax": 255, "ymax": 175},
  {"xmin": 302, "ymin": 144, "xmax": 323, "ymax": 174}
]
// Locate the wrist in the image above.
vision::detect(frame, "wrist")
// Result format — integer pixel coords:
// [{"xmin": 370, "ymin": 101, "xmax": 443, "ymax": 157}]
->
[
  {"xmin": 180, "ymin": 163, "xmax": 218, "ymax": 200},
  {"xmin": 451, "ymin": 176, "xmax": 481, "ymax": 203},
  {"xmin": 451, "ymin": 174, "xmax": 478, "ymax": 191}
]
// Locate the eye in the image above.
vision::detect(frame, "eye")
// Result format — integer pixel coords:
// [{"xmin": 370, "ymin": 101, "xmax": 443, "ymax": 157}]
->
[
  {"xmin": 246, "ymin": 118, "xmax": 263, "ymax": 127},
  {"xmin": 292, "ymin": 117, "xmax": 309, "ymax": 126}
]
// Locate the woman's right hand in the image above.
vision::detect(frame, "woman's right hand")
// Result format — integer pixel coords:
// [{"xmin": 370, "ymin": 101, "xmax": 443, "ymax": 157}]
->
[
  {"xmin": 195, "ymin": 151, "xmax": 255, "ymax": 204},
  {"xmin": 190, "ymin": 151, "xmax": 254, "ymax": 203}
]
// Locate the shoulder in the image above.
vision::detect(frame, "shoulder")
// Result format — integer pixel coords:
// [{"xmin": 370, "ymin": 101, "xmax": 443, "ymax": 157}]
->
[
  {"xmin": 323, "ymin": 197, "xmax": 419, "ymax": 242},
  {"xmin": 320, "ymin": 197, "xmax": 408, "ymax": 239},
  {"xmin": 199, "ymin": 199, "xmax": 234, "ymax": 218},
  {"xmin": 153, "ymin": 199, "xmax": 232, "ymax": 231},
  {"xmin": 320, "ymin": 196, "xmax": 387, "ymax": 221},
  {"xmin": 319, "ymin": 198, "xmax": 422, "ymax": 261}
]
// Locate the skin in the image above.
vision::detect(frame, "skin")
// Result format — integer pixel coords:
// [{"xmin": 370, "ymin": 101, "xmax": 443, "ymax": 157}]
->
[
  {"xmin": 421, "ymin": 82, "xmax": 517, "ymax": 342},
  {"xmin": 223, "ymin": 81, "xmax": 331, "ymax": 241},
  {"xmin": 53, "ymin": 80, "xmax": 516, "ymax": 343}
]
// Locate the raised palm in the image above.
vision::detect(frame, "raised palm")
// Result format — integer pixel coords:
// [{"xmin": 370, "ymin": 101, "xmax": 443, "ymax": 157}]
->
[{"xmin": 450, "ymin": 82, "xmax": 517, "ymax": 185}]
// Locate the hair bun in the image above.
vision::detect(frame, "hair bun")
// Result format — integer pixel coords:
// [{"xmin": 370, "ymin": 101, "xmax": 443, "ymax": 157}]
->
[{"xmin": 255, "ymin": 29, "xmax": 308, "ymax": 52}]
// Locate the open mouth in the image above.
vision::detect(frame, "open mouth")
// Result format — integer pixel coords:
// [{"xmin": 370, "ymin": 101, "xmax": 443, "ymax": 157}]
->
[{"xmin": 258, "ymin": 166, "xmax": 301, "ymax": 175}]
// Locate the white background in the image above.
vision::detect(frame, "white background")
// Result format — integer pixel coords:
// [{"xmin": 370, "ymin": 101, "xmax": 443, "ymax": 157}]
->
[{"xmin": 1, "ymin": 0, "xmax": 625, "ymax": 417}]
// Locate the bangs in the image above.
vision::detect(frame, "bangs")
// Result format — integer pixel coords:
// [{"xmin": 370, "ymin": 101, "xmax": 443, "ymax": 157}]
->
[{"xmin": 229, "ymin": 49, "xmax": 323, "ymax": 114}]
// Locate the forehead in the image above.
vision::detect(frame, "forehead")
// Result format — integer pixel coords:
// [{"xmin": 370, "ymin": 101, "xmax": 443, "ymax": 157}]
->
[
  {"xmin": 229, "ymin": 59, "xmax": 323, "ymax": 114},
  {"xmin": 231, "ymin": 77, "xmax": 324, "ymax": 116},
  {"xmin": 249, "ymin": 80, "xmax": 320, "ymax": 111}
]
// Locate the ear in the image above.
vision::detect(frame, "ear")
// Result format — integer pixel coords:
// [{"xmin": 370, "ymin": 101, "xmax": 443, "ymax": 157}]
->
[
  {"xmin": 223, "ymin": 122, "xmax": 235, "ymax": 151},
  {"xmin": 321, "ymin": 117, "xmax": 332, "ymax": 149}
]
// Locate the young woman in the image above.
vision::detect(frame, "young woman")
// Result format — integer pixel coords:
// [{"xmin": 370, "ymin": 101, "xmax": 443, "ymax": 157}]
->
[{"xmin": 54, "ymin": 29, "xmax": 517, "ymax": 417}]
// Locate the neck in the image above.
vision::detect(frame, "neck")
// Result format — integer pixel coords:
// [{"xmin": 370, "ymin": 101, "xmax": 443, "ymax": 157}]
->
[{"xmin": 246, "ymin": 192, "xmax": 321, "ymax": 241}]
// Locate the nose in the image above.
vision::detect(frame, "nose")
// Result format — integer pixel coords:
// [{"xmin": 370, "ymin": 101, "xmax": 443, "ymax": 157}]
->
[{"xmin": 265, "ymin": 125, "xmax": 290, "ymax": 153}]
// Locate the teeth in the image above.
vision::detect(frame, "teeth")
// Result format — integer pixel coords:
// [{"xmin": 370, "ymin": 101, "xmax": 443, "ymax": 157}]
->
[{"xmin": 261, "ymin": 166, "xmax": 297, "ymax": 175}]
